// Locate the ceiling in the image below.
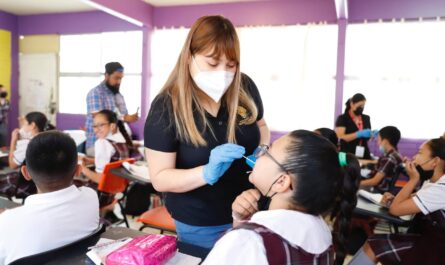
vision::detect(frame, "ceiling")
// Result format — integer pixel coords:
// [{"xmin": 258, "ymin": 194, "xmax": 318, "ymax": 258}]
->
[
  {"xmin": 0, "ymin": 0, "xmax": 95, "ymax": 15},
  {"xmin": 144, "ymin": 0, "xmax": 263, "ymax": 7}
]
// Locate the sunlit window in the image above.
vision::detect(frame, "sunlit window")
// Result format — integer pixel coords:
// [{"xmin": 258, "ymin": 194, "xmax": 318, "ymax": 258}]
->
[
  {"xmin": 345, "ymin": 21, "xmax": 445, "ymax": 139},
  {"xmin": 59, "ymin": 31, "xmax": 142, "ymax": 114},
  {"xmin": 150, "ymin": 25, "xmax": 338, "ymax": 131}
]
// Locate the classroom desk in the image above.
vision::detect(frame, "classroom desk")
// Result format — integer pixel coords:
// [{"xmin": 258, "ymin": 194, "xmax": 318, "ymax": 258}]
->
[
  {"xmin": 354, "ymin": 197, "xmax": 412, "ymax": 227},
  {"xmin": 0, "ymin": 196, "xmax": 20, "ymax": 209},
  {"xmin": 38, "ymin": 227, "xmax": 202, "ymax": 265},
  {"xmin": 109, "ymin": 167, "xmax": 151, "ymax": 185}
]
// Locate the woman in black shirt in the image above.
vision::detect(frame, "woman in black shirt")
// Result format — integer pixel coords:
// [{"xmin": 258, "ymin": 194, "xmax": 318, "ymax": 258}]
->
[
  {"xmin": 144, "ymin": 16, "xmax": 270, "ymax": 249},
  {"xmin": 335, "ymin": 93, "xmax": 375, "ymax": 159}
]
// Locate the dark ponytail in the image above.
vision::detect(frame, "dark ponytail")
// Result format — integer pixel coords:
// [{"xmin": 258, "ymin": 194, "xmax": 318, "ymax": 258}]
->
[
  {"xmin": 283, "ymin": 130, "xmax": 360, "ymax": 265},
  {"xmin": 330, "ymin": 153, "xmax": 360, "ymax": 265},
  {"xmin": 96, "ymin": 109, "xmax": 133, "ymax": 147},
  {"xmin": 25, "ymin": 112, "xmax": 55, "ymax": 132},
  {"xmin": 344, "ymin": 93, "xmax": 366, "ymax": 114}
]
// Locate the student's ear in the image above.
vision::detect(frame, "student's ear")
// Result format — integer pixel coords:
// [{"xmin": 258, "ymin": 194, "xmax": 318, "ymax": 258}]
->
[
  {"xmin": 110, "ymin": 123, "xmax": 117, "ymax": 132},
  {"xmin": 272, "ymin": 174, "xmax": 293, "ymax": 193},
  {"xmin": 21, "ymin": 166, "xmax": 33, "ymax": 181}
]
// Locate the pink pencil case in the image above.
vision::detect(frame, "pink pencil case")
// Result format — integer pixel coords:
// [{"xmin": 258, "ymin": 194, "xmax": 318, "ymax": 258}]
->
[{"xmin": 106, "ymin": 234, "xmax": 177, "ymax": 265}]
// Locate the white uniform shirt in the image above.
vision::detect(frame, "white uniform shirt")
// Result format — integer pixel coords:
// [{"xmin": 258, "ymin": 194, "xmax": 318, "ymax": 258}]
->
[
  {"xmin": 94, "ymin": 132, "xmax": 126, "ymax": 173},
  {"xmin": 413, "ymin": 174, "xmax": 445, "ymax": 215},
  {"xmin": 12, "ymin": 139, "xmax": 30, "ymax": 166},
  {"xmin": 0, "ymin": 185, "xmax": 99, "ymax": 264},
  {"xmin": 203, "ymin": 209, "xmax": 332, "ymax": 265}
]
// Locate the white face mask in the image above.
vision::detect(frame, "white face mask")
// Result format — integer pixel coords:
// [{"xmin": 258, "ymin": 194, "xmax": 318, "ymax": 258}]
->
[
  {"xmin": 192, "ymin": 57, "xmax": 235, "ymax": 103},
  {"xmin": 19, "ymin": 128, "xmax": 32, "ymax": 140}
]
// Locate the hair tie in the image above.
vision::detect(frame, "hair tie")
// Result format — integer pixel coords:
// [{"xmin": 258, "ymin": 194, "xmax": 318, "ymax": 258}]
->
[{"xmin": 338, "ymin": 152, "xmax": 348, "ymax": 167}]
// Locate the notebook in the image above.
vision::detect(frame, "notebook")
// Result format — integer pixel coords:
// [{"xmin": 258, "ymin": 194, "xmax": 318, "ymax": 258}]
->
[
  {"xmin": 86, "ymin": 237, "xmax": 132, "ymax": 265},
  {"xmin": 358, "ymin": 189, "xmax": 385, "ymax": 207}
]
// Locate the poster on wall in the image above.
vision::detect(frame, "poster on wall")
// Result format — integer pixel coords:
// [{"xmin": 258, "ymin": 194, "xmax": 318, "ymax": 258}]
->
[{"xmin": 0, "ymin": 30, "xmax": 11, "ymax": 99}]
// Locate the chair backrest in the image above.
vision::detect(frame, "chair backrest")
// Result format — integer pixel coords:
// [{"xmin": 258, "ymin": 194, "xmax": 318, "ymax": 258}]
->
[
  {"xmin": 97, "ymin": 159, "xmax": 134, "ymax": 194},
  {"xmin": 10, "ymin": 224, "xmax": 105, "ymax": 265}
]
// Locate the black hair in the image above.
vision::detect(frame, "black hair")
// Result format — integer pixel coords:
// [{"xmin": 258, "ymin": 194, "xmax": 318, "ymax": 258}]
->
[
  {"xmin": 25, "ymin": 112, "xmax": 56, "ymax": 132},
  {"xmin": 379, "ymin": 126, "xmax": 401, "ymax": 149},
  {"xmin": 26, "ymin": 131, "xmax": 77, "ymax": 189},
  {"xmin": 315, "ymin": 127, "xmax": 338, "ymax": 146},
  {"xmin": 344, "ymin": 93, "xmax": 366, "ymax": 114},
  {"xmin": 95, "ymin": 109, "xmax": 133, "ymax": 147},
  {"xmin": 105, "ymin": 62, "xmax": 124, "ymax": 75},
  {"xmin": 283, "ymin": 130, "xmax": 360, "ymax": 265},
  {"xmin": 426, "ymin": 137, "xmax": 445, "ymax": 172}
]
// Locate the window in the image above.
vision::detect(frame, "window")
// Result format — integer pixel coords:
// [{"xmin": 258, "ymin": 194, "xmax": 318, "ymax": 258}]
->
[
  {"xmin": 150, "ymin": 25, "xmax": 338, "ymax": 131},
  {"xmin": 345, "ymin": 22, "xmax": 445, "ymax": 139},
  {"xmin": 59, "ymin": 31, "xmax": 142, "ymax": 114}
]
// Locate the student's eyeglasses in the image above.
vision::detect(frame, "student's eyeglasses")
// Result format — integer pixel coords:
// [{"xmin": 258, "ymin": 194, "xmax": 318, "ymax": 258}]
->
[
  {"xmin": 253, "ymin": 144, "xmax": 288, "ymax": 173},
  {"xmin": 92, "ymin": 123, "xmax": 110, "ymax": 129}
]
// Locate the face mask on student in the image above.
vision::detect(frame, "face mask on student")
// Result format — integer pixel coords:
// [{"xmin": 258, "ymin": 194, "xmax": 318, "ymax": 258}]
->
[
  {"xmin": 379, "ymin": 145, "xmax": 386, "ymax": 154},
  {"xmin": 0, "ymin": 92, "xmax": 7, "ymax": 98},
  {"xmin": 19, "ymin": 128, "xmax": 32, "ymax": 140},
  {"xmin": 354, "ymin": 106, "xmax": 364, "ymax": 116},
  {"xmin": 257, "ymin": 176, "xmax": 282, "ymax": 211},
  {"xmin": 192, "ymin": 56, "xmax": 235, "ymax": 103},
  {"xmin": 416, "ymin": 158, "xmax": 435, "ymax": 181}
]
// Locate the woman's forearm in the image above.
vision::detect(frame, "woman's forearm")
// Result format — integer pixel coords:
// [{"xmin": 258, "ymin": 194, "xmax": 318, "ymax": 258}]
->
[{"xmin": 151, "ymin": 166, "xmax": 207, "ymax": 193}]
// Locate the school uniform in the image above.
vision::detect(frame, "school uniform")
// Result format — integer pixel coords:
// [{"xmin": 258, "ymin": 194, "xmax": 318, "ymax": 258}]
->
[
  {"xmin": 79, "ymin": 132, "xmax": 129, "ymax": 207},
  {"xmin": 0, "ymin": 185, "xmax": 99, "ymax": 264},
  {"xmin": 0, "ymin": 139, "xmax": 36, "ymax": 198},
  {"xmin": 203, "ymin": 209, "xmax": 333, "ymax": 265},
  {"xmin": 370, "ymin": 149, "xmax": 403, "ymax": 192},
  {"xmin": 335, "ymin": 112, "xmax": 372, "ymax": 159},
  {"xmin": 368, "ymin": 174, "xmax": 445, "ymax": 265}
]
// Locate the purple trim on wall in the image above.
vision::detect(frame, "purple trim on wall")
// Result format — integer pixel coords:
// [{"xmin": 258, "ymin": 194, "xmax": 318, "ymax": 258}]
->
[
  {"xmin": 56, "ymin": 113, "xmax": 86, "ymax": 131},
  {"xmin": 89, "ymin": 0, "xmax": 153, "ymax": 27},
  {"xmin": 334, "ymin": 18, "xmax": 347, "ymax": 126},
  {"xmin": 0, "ymin": 10, "xmax": 19, "ymax": 141},
  {"xmin": 348, "ymin": 0, "xmax": 445, "ymax": 22},
  {"xmin": 138, "ymin": 27, "xmax": 151, "ymax": 138},
  {"xmin": 18, "ymin": 11, "xmax": 141, "ymax": 35},
  {"xmin": 153, "ymin": 0, "xmax": 337, "ymax": 28}
]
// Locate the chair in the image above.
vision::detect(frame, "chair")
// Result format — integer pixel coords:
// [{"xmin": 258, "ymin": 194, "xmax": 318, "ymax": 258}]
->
[
  {"xmin": 10, "ymin": 224, "xmax": 105, "ymax": 265},
  {"xmin": 138, "ymin": 206, "xmax": 176, "ymax": 234},
  {"xmin": 98, "ymin": 158, "xmax": 135, "ymax": 227}
]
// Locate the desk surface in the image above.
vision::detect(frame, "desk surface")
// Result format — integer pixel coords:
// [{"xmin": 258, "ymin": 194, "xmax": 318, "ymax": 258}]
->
[
  {"xmin": 109, "ymin": 167, "xmax": 151, "ymax": 184},
  {"xmin": 354, "ymin": 197, "xmax": 412, "ymax": 226},
  {"xmin": 0, "ymin": 197, "xmax": 20, "ymax": 209}
]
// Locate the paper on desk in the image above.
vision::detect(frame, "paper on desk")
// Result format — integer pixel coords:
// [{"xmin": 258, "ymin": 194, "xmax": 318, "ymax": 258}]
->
[
  {"xmin": 122, "ymin": 162, "xmax": 150, "ymax": 180},
  {"xmin": 358, "ymin": 189, "xmax": 385, "ymax": 207},
  {"xmin": 166, "ymin": 252, "xmax": 201, "ymax": 265}
]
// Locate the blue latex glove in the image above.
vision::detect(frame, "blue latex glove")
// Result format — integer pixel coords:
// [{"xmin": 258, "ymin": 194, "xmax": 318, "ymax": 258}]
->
[
  {"xmin": 356, "ymin": 129, "xmax": 372, "ymax": 139},
  {"xmin": 372, "ymin": 129, "xmax": 379, "ymax": 138},
  {"xmin": 203, "ymin": 143, "xmax": 246, "ymax": 185}
]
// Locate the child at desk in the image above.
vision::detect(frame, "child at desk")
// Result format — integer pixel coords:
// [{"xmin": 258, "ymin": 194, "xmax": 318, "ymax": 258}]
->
[
  {"xmin": 204, "ymin": 130, "xmax": 361, "ymax": 265},
  {"xmin": 0, "ymin": 112, "xmax": 55, "ymax": 198},
  {"xmin": 360, "ymin": 126, "xmax": 403, "ymax": 193},
  {"xmin": 0, "ymin": 131, "xmax": 99, "ymax": 264},
  {"xmin": 349, "ymin": 137, "xmax": 445, "ymax": 265}
]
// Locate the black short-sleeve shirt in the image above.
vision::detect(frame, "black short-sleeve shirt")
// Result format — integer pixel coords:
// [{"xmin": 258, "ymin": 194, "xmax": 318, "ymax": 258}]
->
[
  {"xmin": 144, "ymin": 73, "xmax": 263, "ymax": 226},
  {"xmin": 335, "ymin": 113, "xmax": 372, "ymax": 159}
]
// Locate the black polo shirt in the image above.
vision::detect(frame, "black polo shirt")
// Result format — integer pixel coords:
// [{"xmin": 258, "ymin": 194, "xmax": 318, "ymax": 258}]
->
[
  {"xmin": 335, "ymin": 113, "xmax": 372, "ymax": 159},
  {"xmin": 144, "ymin": 74, "xmax": 263, "ymax": 226}
]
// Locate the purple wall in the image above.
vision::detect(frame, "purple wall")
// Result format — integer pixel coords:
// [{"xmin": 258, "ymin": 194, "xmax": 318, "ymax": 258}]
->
[
  {"xmin": 348, "ymin": 0, "xmax": 445, "ymax": 22},
  {"xmin": 56, "ymin": 113, "xmax": 86, "ymax": 131},
  {"xmin": 0, "ymin": 10, "xmax": 19, "ymax": 141},
  {"xmin": 89, "ymin": 0, "xmax": 153, "ymax": 27},
  {"xmin": 153, "ymin": 0, "xmax": 337, "ymax": 28},
  {"xmin": 18, "ymin": 11, "xmax": 141, "ymax": 35}
]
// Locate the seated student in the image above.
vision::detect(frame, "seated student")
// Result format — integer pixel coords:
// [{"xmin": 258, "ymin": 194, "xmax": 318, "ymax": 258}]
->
[
  {"xmin": 80, "ymin": 109, "xmax": 139, "ymax": 208},
  {"xmin": 315, "ymin": 127, "xmax": 339, "ymax": 147},
  {"xmin": 203, "ymin": 130, "xmax": 361, "ymax": 265},
  {"xmin": 0, "ymin": 131, "xmax": 99, "ymax": 264},
  {"xmin": 349, "ymin": 137, "xmax": 445, "ymax": 265},
  {"xmin": 0, "ymin": 112, "xmax": 55, "ymax": 198},
  {"xmin": 360, "ymin": 126, "xmax": 403, "ymax": 193}
]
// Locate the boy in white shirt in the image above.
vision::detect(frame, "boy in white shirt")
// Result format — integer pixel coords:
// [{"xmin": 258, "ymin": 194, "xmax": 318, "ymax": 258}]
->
[{"xmin": 0, "ymin": 131, "xmax": 100, "ymax": 264}]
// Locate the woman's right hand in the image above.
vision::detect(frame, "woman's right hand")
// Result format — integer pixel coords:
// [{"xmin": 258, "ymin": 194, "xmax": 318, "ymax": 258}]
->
[
  {"xmin": 11, "ymin": 128, "xmax": 20, "ymax": 143},
  {"xmin": 356, "ymin": 129, "xmax": 372, "ymax": 139},
  {"xmin": 232, "ymin": 189, "xmax": 261, "ymax": 221},
  {"xmin": 203, "ymin": 143, "xmax": 245, "ymax": 185}
]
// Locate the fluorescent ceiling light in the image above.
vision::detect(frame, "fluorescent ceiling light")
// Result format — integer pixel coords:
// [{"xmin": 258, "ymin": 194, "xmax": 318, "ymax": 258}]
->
[{"xmin": 81, "ymin": 0, "xmax": 144, "ymax": 27}]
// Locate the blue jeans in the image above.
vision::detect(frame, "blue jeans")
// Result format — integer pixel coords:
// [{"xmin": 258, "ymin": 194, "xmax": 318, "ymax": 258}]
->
[{"xmin": 174, "ymin": 220, "xmax": 232, "ymax": 249}]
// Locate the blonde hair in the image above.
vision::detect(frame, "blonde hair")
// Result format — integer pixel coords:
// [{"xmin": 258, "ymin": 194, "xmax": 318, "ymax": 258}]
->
[{"xmin": 159, "ymin": 15, "xmax": 258, "ymax": 146}]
